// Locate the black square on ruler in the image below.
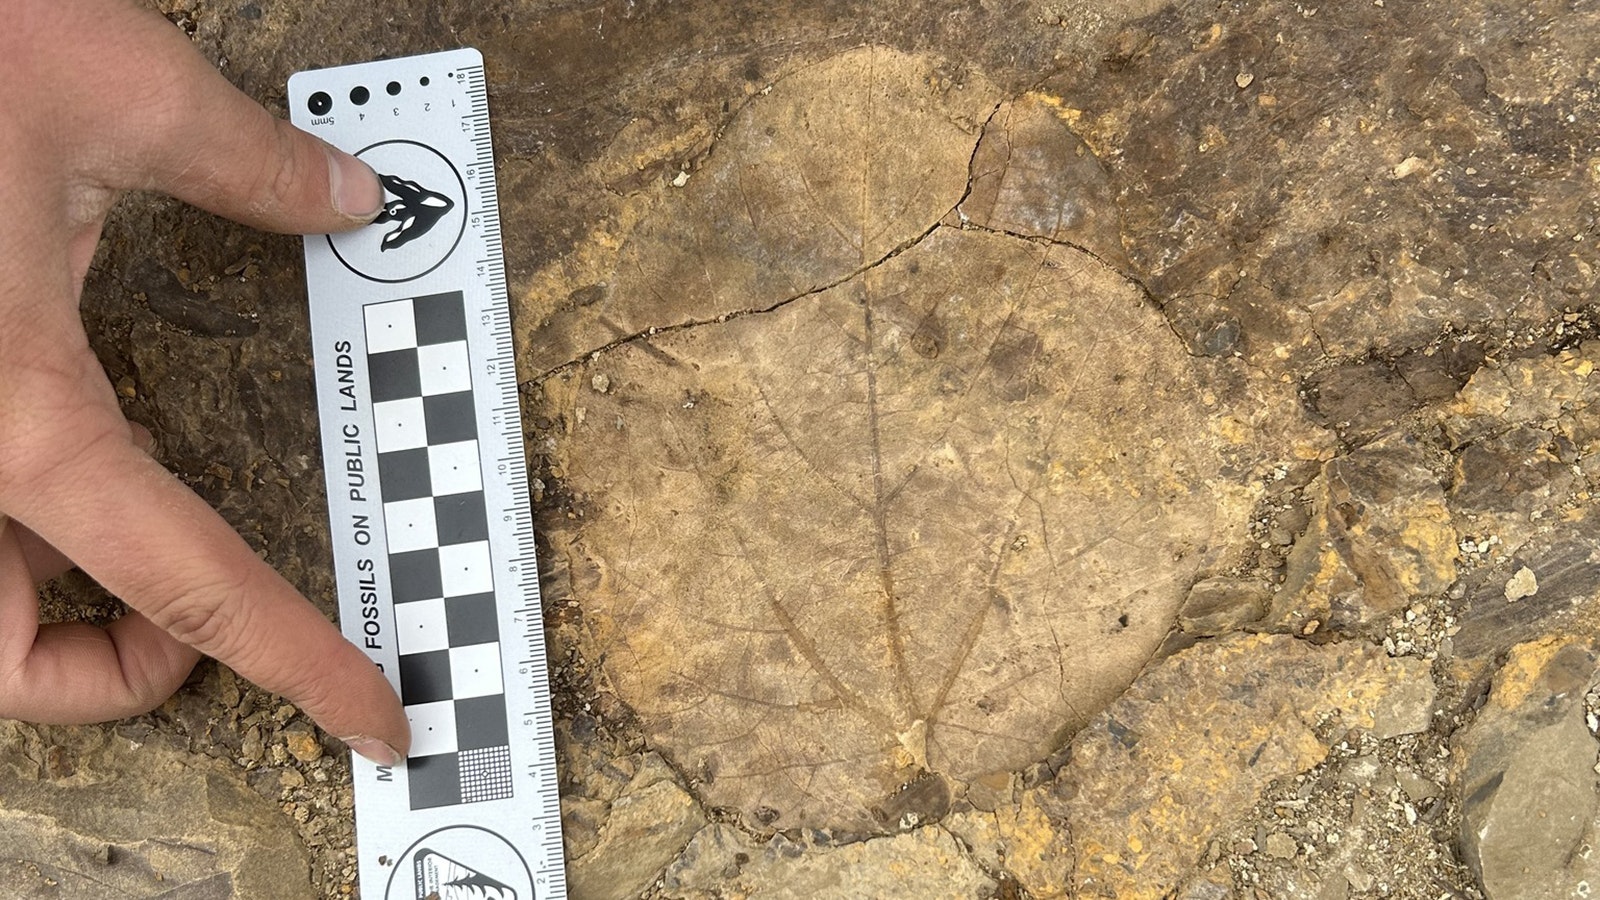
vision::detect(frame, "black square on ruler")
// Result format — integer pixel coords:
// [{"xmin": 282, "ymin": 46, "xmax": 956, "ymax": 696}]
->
[
  {"xmin": 377, "ymin": 449, "xmax": 432, "ymax": 502},
  {"xmin": 455, "ymin": 696, "xmax": 510, "ymax": 750},
  {"xmin": 367, "ymin": 349, "xmax": 422, "ymax": 403},
  {"xmin": 424, "ymin": 392, "xmax": 477, "ymax": 444},
  {"xmin": 389, "ymin": 549, "xmax": 442, "ymax": 603},
  {"xmin": 434, "ymin": 493, "xmax": 489, "ymax": 545},
  {"xmin": 398, "ymin": 650, "xmax": 453, "ymax": 704},
  {"xmin": 407, "ymin": 753, "xmax": 461, "ymax": 810},
  {"xmin": 445, "ymin": 593, "xmax": 499, "ymax": 646},
  {"xmin": 412, "ymin": 292, "xmax": 468, "ymax": 345}
]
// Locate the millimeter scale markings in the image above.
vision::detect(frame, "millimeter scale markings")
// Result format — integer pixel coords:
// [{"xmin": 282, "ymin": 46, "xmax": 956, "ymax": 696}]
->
[{"xmin": 291, "ymin": 49, "xmax": 566, "ymax": 900}]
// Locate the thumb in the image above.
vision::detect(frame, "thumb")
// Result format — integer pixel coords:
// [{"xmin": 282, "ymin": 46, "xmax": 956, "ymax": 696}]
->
[
  {"xmin": 155, "ymin": 112, "xmax": 386, "ymax": 235},
  {"xmin": 95, "ymin": 3, "xmax": 383, "ymax": 233}
]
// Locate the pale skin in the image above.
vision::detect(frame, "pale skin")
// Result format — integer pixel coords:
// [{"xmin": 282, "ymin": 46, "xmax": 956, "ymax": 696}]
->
[{"xmin": 0, "ymin": 0, "xmax": 410, "ymax": 764}]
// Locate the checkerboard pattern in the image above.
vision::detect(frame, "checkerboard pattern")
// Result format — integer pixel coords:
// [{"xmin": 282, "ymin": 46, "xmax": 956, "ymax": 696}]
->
[{"xmin": 365, "ymin": 292, "xmax": 513, "ymax": 810}]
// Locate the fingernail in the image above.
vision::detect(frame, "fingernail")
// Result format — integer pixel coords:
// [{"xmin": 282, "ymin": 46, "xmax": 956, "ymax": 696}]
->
[
  {"xmin": 129, "ymin": 422, "xmax": 157, "ymax": 455},
  {"xmin": 325, "ymin": 146, "xmax": 384, "ymax": 220},
  {"xmin": 342, "ymin": 735, "xmax": 403, "ymax": 767}
]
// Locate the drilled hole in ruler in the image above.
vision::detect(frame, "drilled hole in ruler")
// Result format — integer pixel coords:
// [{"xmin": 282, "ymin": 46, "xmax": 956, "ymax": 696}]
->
[
  {"xmin": 420, "ymin": 76, "xmax": 430, "ymax": 86},
  {"xmin": 386, "ymin": 80, "xmax": 402, "ymax": 96},
  {"xmin": 350, "ymin": 85, "xmax": 369, "ymax": 105}
]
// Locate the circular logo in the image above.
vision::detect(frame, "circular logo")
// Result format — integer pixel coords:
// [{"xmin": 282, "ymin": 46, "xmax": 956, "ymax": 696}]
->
[
  {"xmin": 330, "ymin": 139, "xmax": 467, "ymax": 283},
  {"xmin": 385, "ymin": 825, "xmax": 534, "ymax": 900}
]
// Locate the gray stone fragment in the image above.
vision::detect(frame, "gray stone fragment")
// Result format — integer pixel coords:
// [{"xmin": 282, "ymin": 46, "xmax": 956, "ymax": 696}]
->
[
  {"xmin": 662, "ymin": 823, "xmax": 994, "ymax": 899},
  {"xmin": 1343, "ymin": 863, "xmax": 1374, "ymax": 891},
  {"xmin": 1179, "ymin": 576, "xmax": 1270, "ymax": 636},
  {"xmin": 1395, "ymin": 769, "xmax": 1442, "ymax": 803},
  {"xmin": 956, "ymin": 93, "xmax": 1127, "ymax": 267},
  {"xmin": 1369, "ymin": 675, "xmax": 1437, "ymax": 739},
  {"xmin": 1265, "ymin": 831, "xmax": 1298, "ymax": 859},
  {"xmin": 1454, "ymin": 638, "xmax": 1600, "ymax": 898},
  {"xmin": 0, "ymin": 723, "xmax": 314, "ymax": 899},
  {"xmin": 1335, "ymin": 755, "xmax": 1384, "ymax": 788},
  {"xmin": 568, "ymin": 753, "xmax": 706, "ymax": 900},
  {"xmin": 1503, "ymin": 566, "xmax": 1539, "ymax": 602},
  {"xmin": 1174, "ymin": 872, "xmax": 1235, "ymax": 900},
  {"xmin": 561, "ymin": 795, "xmax": 609, "ymax": 860}
]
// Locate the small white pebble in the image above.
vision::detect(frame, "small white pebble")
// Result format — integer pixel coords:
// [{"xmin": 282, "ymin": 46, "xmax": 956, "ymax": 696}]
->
[{"xmin": 1505, "ymin": 566, "xmax": 1539, "ymax": 602}]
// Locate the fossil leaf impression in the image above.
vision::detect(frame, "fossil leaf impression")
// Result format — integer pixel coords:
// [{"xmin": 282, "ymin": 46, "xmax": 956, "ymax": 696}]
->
[{"xmin": 542, "ymin": 47, "xmax": 1249, "ymax": 829}]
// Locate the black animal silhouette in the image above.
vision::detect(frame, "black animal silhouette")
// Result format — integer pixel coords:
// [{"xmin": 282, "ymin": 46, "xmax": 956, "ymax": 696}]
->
[
  {"xmin": 375, "ymin": 174, "xmax": 454, "ymax": 251},
  {"xmin": 413, "ymin": 849, "xmax": 517, "ymax": 900}
]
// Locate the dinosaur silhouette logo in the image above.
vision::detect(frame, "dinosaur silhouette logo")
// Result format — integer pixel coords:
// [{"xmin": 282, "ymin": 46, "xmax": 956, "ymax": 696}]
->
[
  {"xmin": 375, "ymin": 174, "xmax": 455, "ymax": 252},
  {"xmin": 328, "ymin": 140, "xmax": 466, "ymax": 283}
]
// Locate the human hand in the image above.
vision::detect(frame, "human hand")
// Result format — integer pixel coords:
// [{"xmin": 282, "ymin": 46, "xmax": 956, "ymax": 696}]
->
[{"xmin": 0, "ymin": 0, "xmax": 409, "ymax": 764}]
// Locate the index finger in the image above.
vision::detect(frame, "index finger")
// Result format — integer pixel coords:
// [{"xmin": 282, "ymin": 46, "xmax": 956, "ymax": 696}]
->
[
  {"xmin": 1, "ymin": 357, "xmax": 409, "ymax": 763},
  {"xmin": 13, "ymin": 0, "xmax": 383, "ymax": 234}
]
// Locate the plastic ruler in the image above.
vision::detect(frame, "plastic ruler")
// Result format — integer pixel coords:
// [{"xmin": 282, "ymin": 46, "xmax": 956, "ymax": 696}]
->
[{"xmin": 290, "ymin": 49, "xmax": 566, "ymax": 900}]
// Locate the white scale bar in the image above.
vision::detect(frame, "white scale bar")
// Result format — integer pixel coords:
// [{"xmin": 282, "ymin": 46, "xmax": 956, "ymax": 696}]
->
[{"xmin": 291, "ymin": 49, "xmax": 566, "ymax": 900}]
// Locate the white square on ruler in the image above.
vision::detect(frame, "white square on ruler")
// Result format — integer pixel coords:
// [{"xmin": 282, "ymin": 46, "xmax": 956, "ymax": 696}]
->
[
  {"xmin": 384, "ymin": 498, "xmax": 439, "ymax": 554},
  {"xmin": 405, "ymin": 700, "xmax": 458, "ymax": 757},
  {"xmin": 373, "ymin": 398, "xmax": 428, "ymax": 452},
  {"xmin": 394, "ymin": 598, "xmax": 449, "ymax": 655},
  {"xmin": 439, "ymin": 541, "xmax": 493, "ymax": 596},
  {"xmin": 449, "ymin": 642, "xmax": 504, "ymax": 698},
  {"xmin": 364, "ymin": 299, "xmax": 417, "ymax": 353},
  {"xmin": 428, "ymin": 440, "xmax": 482, "ymax": 495},
  {"xmin": 417, "ymin": 341, "xmax": 472, "ymax": 396}
]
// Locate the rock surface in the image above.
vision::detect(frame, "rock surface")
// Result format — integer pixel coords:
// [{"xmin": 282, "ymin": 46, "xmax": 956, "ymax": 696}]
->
[
  {"xmin": 1054, "ymin": 633, "xmax": 1435, "ymax": 898},
  {"xmin": 1177, "ymin": 576, "xmax": 1271, "ymax": 637},
  {"xmin": 1449, "ymin": 499, "xmax": 1600, "ymax": 678},
  {"xmin": 1453, "ymin": 638, "xmax": 1600, "ymax": 899},
  {"xmin": 0, "ymin": 722, "xmax": 314, "ymax": 899},
  {"xmin": 23, "ymin": 0, "xmax": 1600, "ymax": 897},
  {"xmin": 566, "ymin": 753, "xmax": 707, "ymax": 900},
  {"xmin": 955, "ymin": 92, "xmax": 1128, "ymax": 266},
  {"xmin": 1273, "ymin": 437, "xmax": 1459, "ymax": 635},
  {"xmin": 661, "ymin": 824, "xmax": 995, "ymax": 899}
]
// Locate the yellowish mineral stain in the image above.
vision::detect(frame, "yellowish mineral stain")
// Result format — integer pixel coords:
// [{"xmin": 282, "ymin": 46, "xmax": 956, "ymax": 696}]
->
[
  {"xmin": 996, "ymin": 790, "xmax": 1072, "ymax": 899},
  {"xmin": 1064, "ymin": 634, "xmax": 1431, "ymax": 898},
  {"xmin": 1487, "ymin": 636, "xmax": 1573, "ymax": 712}
]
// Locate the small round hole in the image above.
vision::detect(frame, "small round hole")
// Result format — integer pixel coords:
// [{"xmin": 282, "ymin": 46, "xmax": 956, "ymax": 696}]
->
[
  {"xmin": 386, "ymin": 81, "xmax": 402, "ymax": 96},
  {"xmin": 307, "ymin": 91, "xmax": 332, "ymax": 115},
  {"xmin": 420, "ymin": 76, "xmax": 431, "ymax": 87},
  {"xmin": 350, "ymin": 85, "xmax": 370, "ymax": 105}
]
